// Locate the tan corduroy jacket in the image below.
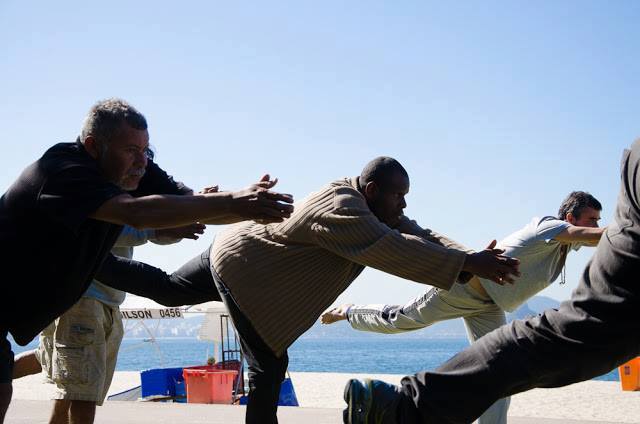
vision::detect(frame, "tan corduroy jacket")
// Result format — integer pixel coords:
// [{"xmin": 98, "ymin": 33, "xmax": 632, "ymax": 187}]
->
[{"xmin": 211, "ymin": 177, "xmax": 472, "ymax": 356}]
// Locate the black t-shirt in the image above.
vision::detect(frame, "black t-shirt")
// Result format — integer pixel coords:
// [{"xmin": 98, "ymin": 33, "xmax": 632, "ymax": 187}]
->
[{"xmin": 0, "ymin": 141, "xmax": 189, "ymax": 345}]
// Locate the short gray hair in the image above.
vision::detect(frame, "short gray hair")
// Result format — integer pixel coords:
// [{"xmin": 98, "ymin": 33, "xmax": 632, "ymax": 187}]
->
[{"xmin": 81, "ymin": 98, "xmax": 147, "ymax": 143}]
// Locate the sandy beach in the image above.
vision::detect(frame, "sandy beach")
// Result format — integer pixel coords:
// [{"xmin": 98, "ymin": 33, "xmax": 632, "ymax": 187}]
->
[{"xmin": 9, "ymin": 371, "xmax": 640, "ymax": 423}]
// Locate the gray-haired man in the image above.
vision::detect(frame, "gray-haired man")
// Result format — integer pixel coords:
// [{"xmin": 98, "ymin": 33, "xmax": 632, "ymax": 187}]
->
[{"xmin": 0, "ymin": 98, "xmax": 294, "ymax": 423}]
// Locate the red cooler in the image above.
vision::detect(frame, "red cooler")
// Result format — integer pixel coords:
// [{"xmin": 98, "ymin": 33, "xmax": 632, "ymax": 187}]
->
[{"xmin": 183, "ymin": 367, "xmax": 238, "ymax": 404}]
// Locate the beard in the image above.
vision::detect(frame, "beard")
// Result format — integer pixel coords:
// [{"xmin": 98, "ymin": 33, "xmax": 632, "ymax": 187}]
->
[
  {"xmin": 119, "ymin": 168, "xmax": 146, "ymax": 191},
  {"xmin": 95, "ymin": 145, "xmax": 146, "ymax": 191}
]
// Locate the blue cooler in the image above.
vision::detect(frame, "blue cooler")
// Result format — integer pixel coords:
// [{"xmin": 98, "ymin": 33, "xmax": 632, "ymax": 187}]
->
[{"xmin": 140, "ymin": 367, "xmax": 184, "ymax": 398}]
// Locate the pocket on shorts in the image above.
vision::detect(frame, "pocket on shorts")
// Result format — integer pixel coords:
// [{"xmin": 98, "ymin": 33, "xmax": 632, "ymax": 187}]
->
[
  {"xmin": 52, "ymin": 346, "xmax": 90, "ymax": 384},
  {"xmin": 55, "ymin": 309, "xmax": 101, "ymax": 347},
  {"xmin": 51, "ymin": 311, "xmax": 100, "ymax": 385}
]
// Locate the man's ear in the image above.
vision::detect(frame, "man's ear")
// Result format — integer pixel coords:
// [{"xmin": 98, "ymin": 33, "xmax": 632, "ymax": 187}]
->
[
  {"xmin": 83, "ymin": 136, "xmax": 101, "ymax": 159},
  {"xmin": 363, "ymin": 181, "xmax": 379, "ymax": 200},
  {"xmin": 566, "ymin": 212, "xmax": 577, "ymax": 225}
]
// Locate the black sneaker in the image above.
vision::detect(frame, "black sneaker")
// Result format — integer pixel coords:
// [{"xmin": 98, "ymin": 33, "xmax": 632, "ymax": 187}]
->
[{"xmin": 343, "ymin": 378, "xmax": 401, "ymax": 424}]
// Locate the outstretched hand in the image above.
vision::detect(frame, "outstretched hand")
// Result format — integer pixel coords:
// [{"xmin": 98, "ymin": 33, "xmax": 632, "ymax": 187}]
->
[
  {"xmin": 251, "ymin": 174, "xmax": 279, "ymax": 190},
  {"xmin": 230, "ymin": 174, "xmax": 294, "ymax": 224},
  {"xmin": 463, "ymin": 240, "xmax": 521, "ymax": 285}
]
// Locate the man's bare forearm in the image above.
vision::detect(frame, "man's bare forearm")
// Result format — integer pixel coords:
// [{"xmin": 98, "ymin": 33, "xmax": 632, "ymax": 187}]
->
[
  {"xmin": 123, "ymin": 193, "xmax": 243, "ymax": 229},
  {"xmin": 92, "ymin": 186, "xmax": 293, "ymax": 229},
  {"xmin": 555, "ymin": 226, "xmax": 606, "ymax": 245},
  {"xmin": 582, "ymin": 228, "xmax": 606, "ymax": 246},
  {"xmin": 91, "ymin": 175, "xmax": 293, "ymax": 228},
  {"xmin": 92, "ymin": 192, "xmax": 241, "ymax": 229}
]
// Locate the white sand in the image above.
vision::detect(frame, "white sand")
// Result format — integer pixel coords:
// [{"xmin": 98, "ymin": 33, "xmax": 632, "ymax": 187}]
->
[{"xmin": 11, "ymin": 371, "xmax": 640, "ymax": 423}]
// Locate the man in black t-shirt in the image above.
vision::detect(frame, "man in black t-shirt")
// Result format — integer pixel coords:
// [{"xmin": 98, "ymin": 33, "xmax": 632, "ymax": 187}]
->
[{"xmin": 0, "ymin": 98, "xmax": 294, "ymax": 422}]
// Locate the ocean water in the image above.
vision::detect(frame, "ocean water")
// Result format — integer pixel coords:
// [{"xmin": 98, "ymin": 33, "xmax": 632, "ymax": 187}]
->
[{"xmin": 12, "ymin": 337, "xmax": 619, "ymax": 382}]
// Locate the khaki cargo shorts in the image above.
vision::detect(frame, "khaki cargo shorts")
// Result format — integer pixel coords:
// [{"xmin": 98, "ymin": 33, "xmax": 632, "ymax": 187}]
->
[{"xmin": 37, "ymin": 297, "xmax": 124, "ymax": 405}]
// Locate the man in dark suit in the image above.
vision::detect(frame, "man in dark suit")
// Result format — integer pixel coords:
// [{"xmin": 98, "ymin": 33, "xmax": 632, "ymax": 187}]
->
[{"xmin": 344, "ymin": 139, "xmax": 640, "ymax": 424}]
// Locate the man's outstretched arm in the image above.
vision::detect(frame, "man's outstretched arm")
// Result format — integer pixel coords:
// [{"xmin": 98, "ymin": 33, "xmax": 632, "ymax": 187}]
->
[
  {"xmin": 313, "ymin": 206, "xmax": 519, "ymax": 290},
  {"xmin": 90, "ymin": 175, "xmax": 294, "ymax": 229},
  {"xmin": 396, "ymin": 215, "xmax": 520, "ymax": 285},
  {"xmin": 554, "ymin": 226, "xmax": 606, "ymax": 246}
]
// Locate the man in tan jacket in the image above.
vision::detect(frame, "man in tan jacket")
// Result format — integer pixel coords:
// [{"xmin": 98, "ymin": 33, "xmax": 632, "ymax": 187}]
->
[{"xmin": 99, "ymin": 156, "xmax": 520, "ymax": 424}]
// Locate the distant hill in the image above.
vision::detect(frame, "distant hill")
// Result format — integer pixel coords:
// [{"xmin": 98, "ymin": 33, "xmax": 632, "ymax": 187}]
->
[{"xmin": 123, "ymin": 295, "xmax": 561, "ymax": 339}]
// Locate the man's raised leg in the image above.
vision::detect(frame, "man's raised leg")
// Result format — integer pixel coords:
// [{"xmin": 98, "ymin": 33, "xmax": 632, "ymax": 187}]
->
[{"xmin": 95, "ymin": 247, "xmax": 220, "ymax": 306}]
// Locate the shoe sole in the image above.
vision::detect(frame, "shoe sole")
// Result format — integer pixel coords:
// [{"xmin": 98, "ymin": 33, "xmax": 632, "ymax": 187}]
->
[{"xmin": 343, "ymin": 379, "xmax": 372, "ymax": 424}]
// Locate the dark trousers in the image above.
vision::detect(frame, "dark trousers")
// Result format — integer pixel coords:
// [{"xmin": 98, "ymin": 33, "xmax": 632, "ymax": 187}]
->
[
  {"xmin": 97, "ymin": 247, "xmax": 288, "ymax": 423},
  {"xmin": 397, "ymin": 142, "xmax": 640, "ymax": 424},
  {"xmin": 212, "ymin": 270, "xmax": 289, "ymax": 424}
]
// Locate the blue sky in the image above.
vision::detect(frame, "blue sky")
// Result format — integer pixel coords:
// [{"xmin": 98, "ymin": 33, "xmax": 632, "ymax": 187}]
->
[{"xmin": 1, "ymin": 1, "xmax": 639, "ymax": 306}]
